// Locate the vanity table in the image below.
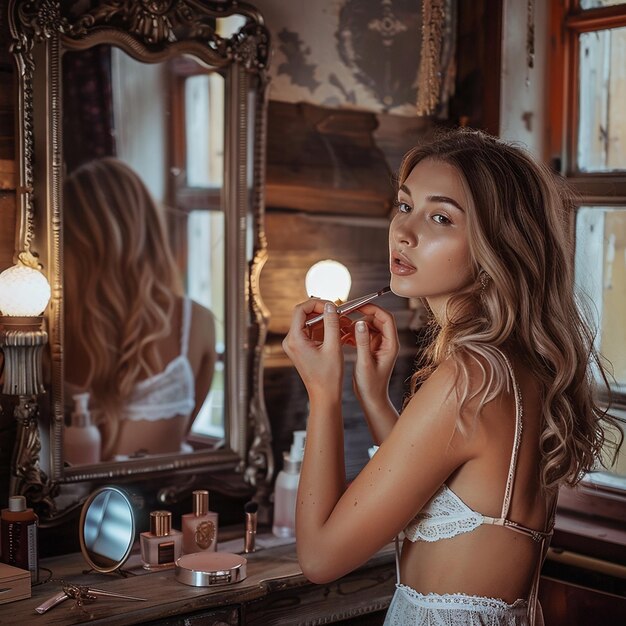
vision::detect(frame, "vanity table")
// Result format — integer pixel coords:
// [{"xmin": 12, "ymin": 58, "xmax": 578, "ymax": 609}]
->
[{"xmin": 0, "ymin": 536, "xmax": 396, "ymax": 625}]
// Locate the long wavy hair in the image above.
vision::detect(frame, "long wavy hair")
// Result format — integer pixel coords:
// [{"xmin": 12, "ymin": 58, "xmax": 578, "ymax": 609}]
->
[
  {"xmin": 400, "ymin": 128, "xmax": 622, "ymax": 493},
  {"xmin": 64, "ymin": 157, "xmax": 183, "ymax": 459}
]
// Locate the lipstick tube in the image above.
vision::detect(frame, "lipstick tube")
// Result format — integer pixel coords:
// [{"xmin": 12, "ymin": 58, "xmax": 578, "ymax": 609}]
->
[{"xmin": 243, "ymin": 501, "xmax": 258, "ymax": 554}]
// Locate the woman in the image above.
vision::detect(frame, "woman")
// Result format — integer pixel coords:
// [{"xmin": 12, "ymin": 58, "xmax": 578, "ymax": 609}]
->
[
  {"xmin": 64, "ymin": 157, "xmax": 216, "ymax": 460},
  {"xmin": 282, "ymin": 129, "xmax": 622, "ymax": 625}
]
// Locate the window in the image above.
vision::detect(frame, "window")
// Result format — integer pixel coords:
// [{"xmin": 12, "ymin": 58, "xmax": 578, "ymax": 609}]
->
[
  {"xmin": 167, "ymin": 57, "xmax": 227, "ymax": 441},
  {"xmin": 550, "ymin": 1, "xmax": 626, "ymax": 498}
]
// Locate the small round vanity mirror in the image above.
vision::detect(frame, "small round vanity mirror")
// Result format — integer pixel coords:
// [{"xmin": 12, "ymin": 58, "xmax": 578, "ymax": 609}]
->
[{"xmin": 79, "ymin": 486, "xmax": 135, "ymax": 573}]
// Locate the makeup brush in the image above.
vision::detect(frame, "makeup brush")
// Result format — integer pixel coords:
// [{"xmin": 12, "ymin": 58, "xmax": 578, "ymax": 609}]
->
[
  {"xmin": 304, "ymin": 286, "xmax": 391, "ymax": 328},
  {"xmin": 243, "ymin": 501, "xmax": 258, "ymax": 554}
]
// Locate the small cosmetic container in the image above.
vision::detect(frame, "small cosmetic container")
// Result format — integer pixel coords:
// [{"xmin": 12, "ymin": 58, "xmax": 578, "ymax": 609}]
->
[
  {"xmin": 140, "ymin": 510, "xmax": 182, "ymax": 570},
  {"xmin": 181, "ymin": 490, "xmax": 218, "ymax": 554},
  {"xmin": 0, "ymin": 496, "xmax": 39, "ymax": 584}
]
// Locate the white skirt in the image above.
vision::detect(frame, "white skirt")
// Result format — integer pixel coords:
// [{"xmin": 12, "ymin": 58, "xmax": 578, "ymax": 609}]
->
[{"xmin": 383, "ymin": 584, "xmax": 531, "ymax": 626}]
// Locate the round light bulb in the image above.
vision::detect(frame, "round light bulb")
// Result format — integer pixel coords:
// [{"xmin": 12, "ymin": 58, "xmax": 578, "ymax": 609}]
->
[
  {"xmin": 305, "ymin": 259, "xmax": 352, "ymax": 303},
  {"xmin": 0, "ymin": 263, "xmax": 51, "ymax": 316}
]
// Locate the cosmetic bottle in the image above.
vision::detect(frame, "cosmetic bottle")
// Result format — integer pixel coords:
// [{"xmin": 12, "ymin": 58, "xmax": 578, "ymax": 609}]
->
[
  {"xmin": 63, "ymin": 392, "xmax": 101, "ymax": 466},
  {"xmin": 140, "ymin": 510, "xmax": 183, "ymax": 570},
  {"xmin": 0, "ymin": 495, "xmax": 39, "ymax": 583},
  {"xmin": 272, "ymin": 430, "xmax": 306, "ymax": 538},
  {"xmin": 181, "ymin": 490, "xmax": 219, "ymax": 554}
]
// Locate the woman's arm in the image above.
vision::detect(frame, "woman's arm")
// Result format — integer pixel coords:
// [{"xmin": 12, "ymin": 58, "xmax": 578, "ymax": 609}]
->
[
  {"xmin": 283, "ymin": 301, "xmax": 477, "ymax": 584},
  {"xmin": 189, "ymin": 302, "xmax": 217, "ymax": 429}
]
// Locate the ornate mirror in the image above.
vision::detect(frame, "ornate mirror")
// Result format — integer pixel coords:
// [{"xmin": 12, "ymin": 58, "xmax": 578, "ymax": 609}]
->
[{"xmin": 7, "ymin": 0, "xmax": 273, "ymax": 522}]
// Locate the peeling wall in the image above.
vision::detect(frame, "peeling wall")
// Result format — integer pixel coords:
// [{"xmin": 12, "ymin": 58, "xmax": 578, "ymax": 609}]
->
[{"xmin": 499, "ymin": 0, "xmax": 550, "ymax": 159}]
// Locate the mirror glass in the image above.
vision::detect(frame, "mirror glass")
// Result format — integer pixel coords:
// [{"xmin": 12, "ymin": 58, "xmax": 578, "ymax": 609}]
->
[
  {"xmin": 62, "ymin": 45, "xmax": 226, "ymax": 463},
  {"xmin": 8, "ymin": 0, "xmax": 272, "ymax": 524},
  {"xmin": 79, "ymin": 486, "xmax": 135, "ymax": 573}
]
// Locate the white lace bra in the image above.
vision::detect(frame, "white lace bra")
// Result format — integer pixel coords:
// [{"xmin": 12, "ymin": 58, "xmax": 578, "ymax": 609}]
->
[
  {"xmin": 405, "ymin": 484, "xmax": 495, "ymax": 542},
  {"xmin": 403, "ymin": 351, "xmax": 552, "ymax": 545}
]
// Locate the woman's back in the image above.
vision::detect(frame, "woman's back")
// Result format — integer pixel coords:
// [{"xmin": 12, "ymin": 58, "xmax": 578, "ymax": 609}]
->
[
  {"xmin": 399, "ymin": 355, "xmax": 551, "ymax": 604},
  {"xmin": 66, "ymin": 296, "xmax": 216, "ymax": 458}
]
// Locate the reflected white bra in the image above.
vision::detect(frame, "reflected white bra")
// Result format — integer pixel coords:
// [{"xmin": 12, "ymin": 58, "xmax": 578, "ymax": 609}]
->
[
  {"xmin": 121, "ymin": 297, "xmax": 195, "ymax": 421},
  {"xmin": 66, "ymin": 297, "xmax": 195, "ymax": 422},
  {"xmin": 122, "ymin": 353, "xmax": 194, "ymax": 422}
]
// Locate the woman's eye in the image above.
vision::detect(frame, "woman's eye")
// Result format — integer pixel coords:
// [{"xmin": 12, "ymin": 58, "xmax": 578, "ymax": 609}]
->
[
  {"xmin": 396, "ymin": 201, "xmax": 412, "ymax": 214},
  {"xmin": 432, "ymin": 213, "xmax": 451, "ymax": 225}
]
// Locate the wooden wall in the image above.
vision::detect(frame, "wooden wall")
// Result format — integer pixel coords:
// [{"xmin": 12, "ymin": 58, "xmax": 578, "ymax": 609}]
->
[{"xmin": 261, "ymin": 0, "xmax": 504, "ymax": 476}]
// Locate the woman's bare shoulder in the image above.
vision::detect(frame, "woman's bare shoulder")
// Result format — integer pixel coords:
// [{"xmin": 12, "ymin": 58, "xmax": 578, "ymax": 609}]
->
[
  {"xmin": 190, "ymin": 299, "xmax": 216, "ymax": 326},
  {"xmin": 186, "ymin": 299, "xmax": 216, "ymax": 358},
  {"xmin": 401, "ymin": 353, "xmax": 507, "ymax": 455},
  {"xmin": 400, "ymin": 357, "xmax": 473, "ymax": 445}
]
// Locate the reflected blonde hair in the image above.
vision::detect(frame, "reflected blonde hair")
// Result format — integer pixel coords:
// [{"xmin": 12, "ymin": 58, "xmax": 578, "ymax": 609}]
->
[
  {"xmin": 400, "ymin": 128, "xmax": 622, "ymax": 492},
  {"xmin": 64, "ymin": 157, "xmax": 183, "ymax": 459}
]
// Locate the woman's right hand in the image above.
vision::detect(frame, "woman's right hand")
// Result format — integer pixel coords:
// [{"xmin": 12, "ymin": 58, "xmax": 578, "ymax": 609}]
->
[
  {"xmin": 282, "ymin": 298, "xmax": 345, "ymax": 402},
  {"xmin": 351, "ymin": 304, "xmax": 399, "ymax": 410}
]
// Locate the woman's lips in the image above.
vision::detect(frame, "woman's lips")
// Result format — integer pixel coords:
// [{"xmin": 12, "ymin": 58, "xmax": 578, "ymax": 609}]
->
[{"xmin": 390, "ymin": 251, "xmax": 416, "ymax": 276}]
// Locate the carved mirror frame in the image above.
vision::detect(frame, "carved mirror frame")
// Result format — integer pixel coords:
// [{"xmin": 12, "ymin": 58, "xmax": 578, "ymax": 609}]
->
[{"xmin": 7, "ymin": 0, "xmax": 273, "ymax": 521}]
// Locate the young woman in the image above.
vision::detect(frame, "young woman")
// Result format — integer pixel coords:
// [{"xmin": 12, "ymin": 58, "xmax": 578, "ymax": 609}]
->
[
  {"xmin": 282, "ymin": 129, "xmax": 622, "ymax": 625},
  {"xmin": 64, "ymin": 158, "xmax": 217, "ymax": 460}
]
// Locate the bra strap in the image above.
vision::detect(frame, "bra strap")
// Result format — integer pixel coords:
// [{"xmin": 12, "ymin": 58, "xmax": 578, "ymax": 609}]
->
[
  {"xmin": 181, "ymin": 297, "xmax": 192, "ymax": 357},
  {"xmin": 528, "ymin": 492, "xmax": 558, "ymax": 625},
  {"xmin": 494, "ymin": 348, "xmax": 523, "ymax": 520}
]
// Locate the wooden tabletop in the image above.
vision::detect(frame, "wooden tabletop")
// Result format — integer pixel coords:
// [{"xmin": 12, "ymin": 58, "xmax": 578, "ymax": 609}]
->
[{"xmin": 0, "ymin": 535, "xmax": 396, "ymax": 625}]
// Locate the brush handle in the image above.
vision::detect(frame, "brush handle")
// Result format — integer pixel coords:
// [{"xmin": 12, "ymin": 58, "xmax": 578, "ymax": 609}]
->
[
  {"xmin": 304, "ymin": 287, "xmax": 390, "ymax": 328},
  {"xmin": 35, "ymin": 591, "xmax": 69, "ymax": 614}
]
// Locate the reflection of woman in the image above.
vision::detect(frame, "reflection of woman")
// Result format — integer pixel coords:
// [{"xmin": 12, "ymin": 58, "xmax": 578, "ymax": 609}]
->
[
  {"xmin": 64, "ymin": 157, "xmax": 216, "ymax": 460},
  {"xmin": 283, "ymin": 130, "xmax": 622, "ymax": 625}
]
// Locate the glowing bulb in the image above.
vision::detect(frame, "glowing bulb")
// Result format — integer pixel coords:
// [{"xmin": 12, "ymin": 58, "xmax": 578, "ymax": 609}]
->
[
  {"xmin": 305, "ymin": 260, "xmax": 352, "ymax": 303},
  {"xmin": 0, "ymin": 263, "xmax": 51, "ymax": 317}
]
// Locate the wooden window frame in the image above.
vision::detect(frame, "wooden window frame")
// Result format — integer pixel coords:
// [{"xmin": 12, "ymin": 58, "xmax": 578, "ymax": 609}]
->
[
  {"xmin": 550, "ymin": 1, "xmax": 626, "ymax": 195},
  {"xmin": 549, "ymin": 0, "xmax": 626, "ymax": 551}
]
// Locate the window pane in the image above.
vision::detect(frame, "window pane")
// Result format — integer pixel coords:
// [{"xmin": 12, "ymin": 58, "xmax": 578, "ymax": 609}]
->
[
  {"xmin": 187, "ymin": 209, "xmax": 225, "ymax": 439},
  {"xmin": 185, "ymin": 73, "xmax": 225, "ymax": 187},
  {"xmin": 580, "ymin": 0, "xmax": 626, "ymax": 8},
  {"xmin": 578, "ymin": 28, "xmax": 626, "ymax": 172},
  {"xmin": 575, "ymin": 207, "xmax": 626, "ymax": 389},
  {"xmin": 576, "ymin": 207, "xmax": 626, "ymax": 486}
]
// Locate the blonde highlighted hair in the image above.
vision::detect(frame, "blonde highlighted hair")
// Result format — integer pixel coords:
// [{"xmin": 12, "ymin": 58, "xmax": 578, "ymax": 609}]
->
[
  {"xmin": 64, "ymin": 157, "xmax": 183, "ymax": 459},
  {"xmin": 400, "ymin": 128, "xmax": 622, "ymax": 492}
]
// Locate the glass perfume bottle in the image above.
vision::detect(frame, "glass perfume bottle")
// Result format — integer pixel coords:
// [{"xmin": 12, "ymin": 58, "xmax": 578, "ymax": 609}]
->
[
  {"xmin": 181, "ymin": 490, "xmax": 218, "ymax": 554},
  {"xmin": 0, "ymin": 495, "xmax": 39, "ymax": 583},
  {"xmin": 140, "ymin": 510, "xmax": 182, "ymax": 570}
]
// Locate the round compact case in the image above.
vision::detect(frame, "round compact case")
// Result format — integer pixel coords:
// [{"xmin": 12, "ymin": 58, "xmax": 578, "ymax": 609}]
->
[{"xmin": 175, "ymin": 552, "xmax": 247, "ymax": 587}]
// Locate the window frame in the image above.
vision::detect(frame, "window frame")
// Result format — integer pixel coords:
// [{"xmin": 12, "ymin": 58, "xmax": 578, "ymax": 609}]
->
[{"xmin": 549, "ymin": 0, "xmax": 626, "ymax": 535}]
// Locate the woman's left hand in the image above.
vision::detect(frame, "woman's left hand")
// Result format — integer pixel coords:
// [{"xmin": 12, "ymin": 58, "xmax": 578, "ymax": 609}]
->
[{"xmin": 282, "ymin": 299, "xmax": 345, "ymax": 400}]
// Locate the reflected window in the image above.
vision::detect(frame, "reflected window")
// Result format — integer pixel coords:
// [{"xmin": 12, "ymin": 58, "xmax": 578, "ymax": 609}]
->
[
  {"xmin": 185, "ymin": 74, "xmax": 224, "ymax": 188},
  {"xmin": 188, "ymin": 210, "xmax": 225, "ymax": 439},
  {"xmin": 168, "ymin": 58, "xmax": 227, "ymax": 442}
]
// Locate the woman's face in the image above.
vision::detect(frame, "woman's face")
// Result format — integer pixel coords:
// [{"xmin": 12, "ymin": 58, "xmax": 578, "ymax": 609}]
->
[{"xmin": 389, "ymin": 158, "xmax": 474, "ymax": 316}]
